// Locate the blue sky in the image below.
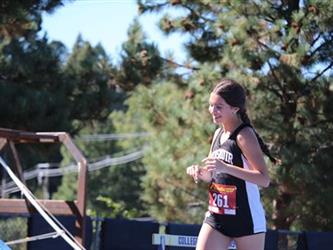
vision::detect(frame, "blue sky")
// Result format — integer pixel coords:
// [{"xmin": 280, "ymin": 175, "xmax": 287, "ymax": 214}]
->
[{"xmin": 41, "ymin": 0, "xmax": 188, "ymax": 63}]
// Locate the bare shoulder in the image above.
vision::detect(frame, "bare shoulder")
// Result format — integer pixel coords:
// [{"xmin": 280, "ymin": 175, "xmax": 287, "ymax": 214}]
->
[
  {"xmin": 236, "ymin": 125, "xmax": 269, "ymax": 183},
  {"xmin": 236, "ymin": 126, "xmax": 259, "ymax": 149}
]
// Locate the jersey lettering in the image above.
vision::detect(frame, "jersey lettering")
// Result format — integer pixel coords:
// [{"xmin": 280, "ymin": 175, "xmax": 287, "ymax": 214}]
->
[{"xmin": 211, "ymin": 149, "xmax": 233, "ymax": 164}]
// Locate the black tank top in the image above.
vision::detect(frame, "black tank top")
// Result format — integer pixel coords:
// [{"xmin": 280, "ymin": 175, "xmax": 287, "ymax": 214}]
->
[
  {"xmin": 210, "ymin": 123, "xmax": 251, "ymax": 185},
  {"xmin": 207, "ymin": 123, "xmax": 267, "ymax": 236}
]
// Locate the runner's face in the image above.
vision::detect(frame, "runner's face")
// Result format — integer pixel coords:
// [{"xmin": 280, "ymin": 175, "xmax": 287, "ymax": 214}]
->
[{"xmin": 208, "ymin": 93, "xmax": 238, "ymax": 125}]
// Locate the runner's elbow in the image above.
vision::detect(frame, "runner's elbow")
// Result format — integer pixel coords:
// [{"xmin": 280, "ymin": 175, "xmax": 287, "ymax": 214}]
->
[{"xmin": 261, "ymin": 176, "xmax": 270, "ymax": 188}]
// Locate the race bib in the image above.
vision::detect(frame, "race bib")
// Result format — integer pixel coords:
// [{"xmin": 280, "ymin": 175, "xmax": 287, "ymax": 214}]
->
[{"xmin": 208, "ymin": 183, "xmax": 237, "ymax": 215}]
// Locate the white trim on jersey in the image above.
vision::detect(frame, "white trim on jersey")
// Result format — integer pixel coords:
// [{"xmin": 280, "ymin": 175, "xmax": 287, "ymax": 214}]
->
[{"xmin": 241, "ymin": 155, "xmax": 267, "ymax": 233}]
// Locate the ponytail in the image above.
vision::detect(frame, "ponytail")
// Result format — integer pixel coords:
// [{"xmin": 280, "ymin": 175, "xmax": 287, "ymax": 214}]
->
[
  {"xmin": 239, "ymin": 109, "xmax": 251, "ymax": 125},
  {"xmin": 239, "ymin": 110, "xmax": 279, "ymax": 164}
]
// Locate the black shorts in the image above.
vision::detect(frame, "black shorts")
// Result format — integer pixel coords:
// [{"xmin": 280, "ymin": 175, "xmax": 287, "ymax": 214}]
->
[{"xmin": 203, "ymin": 211, "xmax": 266, "ymax": 238}]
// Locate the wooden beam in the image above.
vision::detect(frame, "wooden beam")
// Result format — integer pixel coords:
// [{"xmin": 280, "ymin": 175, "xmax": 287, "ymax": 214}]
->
[
  {"xmin": 0, "ymin": 128, "xmax": 59, "ymax": 143},
  {"xmin": 0, "ymin": 199, "xmax": 79, "ymax": 216},
  {"xmin": 56, "ymin": 133, "xmax": 86, "ymax": 164},
  {"xmin": 0, "ymin": 138, "xmax": 7, "ymax": 151}
]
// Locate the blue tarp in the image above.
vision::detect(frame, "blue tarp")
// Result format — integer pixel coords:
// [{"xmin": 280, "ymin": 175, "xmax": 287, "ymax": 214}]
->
[
  {"xmin": 0, "ymin": 240, "xmax": 11, "ymax": 250},
  {"xmin": 297, "ymin": 231, "xmax": 333, "ymax": 250},
  {"xmin": 100, "ymin": 218, "xmax": 159, "ymax": 250},
  {"xmin": 27, "ymin": 214, "xmax": 92, "ymax": 250}
]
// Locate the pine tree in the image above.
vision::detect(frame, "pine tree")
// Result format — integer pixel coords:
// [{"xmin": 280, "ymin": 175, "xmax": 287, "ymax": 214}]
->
[
  {"xmin": 135, "ymin": 0, "xmax": 333, "ymax": 230},
  {"xmin": 0, "ymin": 0, "xmax": 65, "ymax": 40},
  {"xmin": 54, "ymin": 20, "xmax": 169, "ymax": 217},
  {"xmin": 63, "ymin": 35, "xmax": 123, "ymax": 129},
  {"xmin": 114, "ymin": 19, "xmax": 163, "ymax": 91},
  {"xmin": 54, "ymin": 120, "xmax": 146, "ymax": 218},
  {"xmin": 0, "ymin": 32, "xmax": 123, "ymax": 199},
  {"xmin": 110, "ymin": 65, "xmax": 220, "ymax": 222}
]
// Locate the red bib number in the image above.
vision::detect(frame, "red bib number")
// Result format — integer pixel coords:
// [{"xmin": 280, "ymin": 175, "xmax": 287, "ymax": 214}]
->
[{"xmin": 208, "ymin": 183, "xmax": 237, "ymax": 215}]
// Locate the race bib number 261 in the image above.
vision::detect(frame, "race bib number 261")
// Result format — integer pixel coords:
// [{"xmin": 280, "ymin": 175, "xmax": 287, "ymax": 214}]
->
[{"xmin": 208, "ymin": 183, "xmax": 237, "ymax": 215}]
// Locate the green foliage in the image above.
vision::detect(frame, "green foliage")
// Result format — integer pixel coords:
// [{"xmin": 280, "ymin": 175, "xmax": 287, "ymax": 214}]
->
[
  {"xmin": 0, "ymin": 217, "xmax": 27, "ymax": 250},
  {"xmin": 0, "ymin": 30, "xmax": 123, "ymax": 168},
  {"xmin": 54, "ymin": 119, "xmax": 146, "ymax": 218},
  {"xmin": 0, "ymin": 35, "xmax": 70, "ymax": 132},
  {"xmin": 110, "ymin": 75, "xmax": 219, "ymax": 222},
  {"xmin": 64, "ymin": 35, "xmax": 124, "ymax": 126},
  {"xmin": 115, "ymin": 19, "xmax": 164, "ymax": 91},
  {"xmin": 53, "ymin": 19, "xmax": 171, "ymax": 218},
  {"xmin": 0, "ymin": 0, "xmax": 67, "ymax": 40},
  {"xmin": 92, "ymin": 196, "xmax": 140, "ymax": 218},
  {"xmin": 1, "ymin": 0, "xmax": 332, "ymax": 232},
  {"xmin": 134, "ymin": 0, "xmax": 333, "ymax": 230}
]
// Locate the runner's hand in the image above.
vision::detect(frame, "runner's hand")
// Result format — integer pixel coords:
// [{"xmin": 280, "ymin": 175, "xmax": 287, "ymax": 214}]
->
[
  {"xmin": 186, "ymin": 164, "xmax": 212, "ymax": 183},
  {"xmin": 186, "ymin": 164, "xmax": 200, "ymax": 183},
  {"xmin": 202, "ymin": 157, "xmax": 227, "ymax": 174}
]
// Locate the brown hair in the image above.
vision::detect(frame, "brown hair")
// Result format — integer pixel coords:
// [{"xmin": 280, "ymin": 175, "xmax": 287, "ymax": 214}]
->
[{"xmin": 213, "ymin": 79, "xmax": 278, "ymax": 164}]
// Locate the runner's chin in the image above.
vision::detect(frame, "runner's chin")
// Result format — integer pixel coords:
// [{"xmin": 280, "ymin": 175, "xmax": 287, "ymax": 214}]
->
[{"xmin": 212, "ymin": 116, "xmax": 222, "ymax": 124}]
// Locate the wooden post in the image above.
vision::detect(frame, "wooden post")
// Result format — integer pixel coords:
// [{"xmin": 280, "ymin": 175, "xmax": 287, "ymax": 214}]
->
[
  {"xmin": 0, "ymin": 128, "xmax": 88, "ymax": 246},
  {"xmin": 58, "ymin": 132, "xmax": 88, "ymax": 245},
  {"xmin": 8, "ymin": 141, "xmax": 26, "ymax": 185},
  {"xmin": 0, "ymin": 138, "xmax": 7, "ymax": 198}
]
